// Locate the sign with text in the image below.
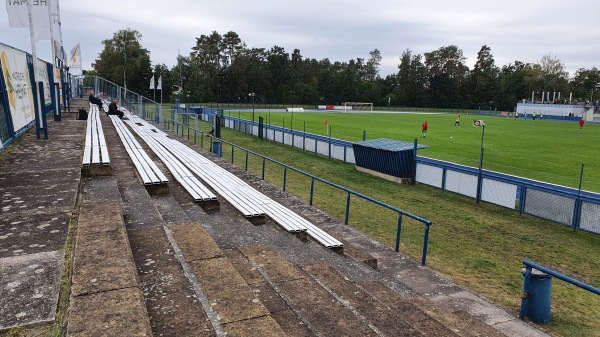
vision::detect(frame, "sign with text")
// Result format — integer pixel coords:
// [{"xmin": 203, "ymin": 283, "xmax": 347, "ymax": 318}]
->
[
  {"xmin": 1, "ymin": 45, "xmax": 36, "ymax": 131},
  {"xmin": 6, "ymin": 0, "xmax": 61, "ymax": 41}
]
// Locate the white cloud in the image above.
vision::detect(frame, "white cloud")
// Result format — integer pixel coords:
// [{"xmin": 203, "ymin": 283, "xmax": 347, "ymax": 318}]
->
[{"xmin": 0, "ymin": 0, "xmax": 598, "ymax": 77}]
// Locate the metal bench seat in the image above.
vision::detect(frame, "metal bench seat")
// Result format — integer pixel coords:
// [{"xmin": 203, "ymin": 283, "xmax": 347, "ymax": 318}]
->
[
  {"xmin": 262, "ymin": 202, "xmax": 308, "ymax": 233},
  {"xmin": 109, "ymin": 115, "xmax": 168, "ymax": 185},
  {"xmin": 83, "ymin": 104, "xmax": 110, "ymax": 167},
  {"xmin": 152, "ymin": 138, "xmax": 264, "ymax": 217},
  {"xmin": 124, "ymin": 120, "xmax": 217, "ymax": 202},
  {"xmin": 126, "ymin": 116, "xmax": 341, "ymax": 249}
]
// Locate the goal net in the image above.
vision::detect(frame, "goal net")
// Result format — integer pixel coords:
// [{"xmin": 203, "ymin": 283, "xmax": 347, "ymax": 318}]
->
[{"xmin": 343, "ymin": 102, "xmax": 373, "ymax": 112}]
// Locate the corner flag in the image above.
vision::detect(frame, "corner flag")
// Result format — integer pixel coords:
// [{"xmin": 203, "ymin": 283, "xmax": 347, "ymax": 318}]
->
[
  {"xmin": 472, "ymin": 120, "xmax": 485, "ymax": 127},
  {"xmin": 324, "ymin": 120, "xmax": 328, "ymax": 125}
]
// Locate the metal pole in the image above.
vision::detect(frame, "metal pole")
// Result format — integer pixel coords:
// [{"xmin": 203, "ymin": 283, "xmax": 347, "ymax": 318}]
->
[
  {"xmin": 309, "ymin": 178, "xmax": 315, "ymax": 205},
  {"xmin": 123, "ymin": 42, "xmax": 127, "ymax": 91},
  {"xmin": 574, "ymin": 163, "xmax": 585, "ymax": 232},
  {"xmin": 395, "ymin": 213, "xmax": 403, "ymax": 252},
  {"xmin": 578, "ymin": 164, "xmax": 585, "ymax": 195},
  {"xmin": 421, "ymin": 223, "xmax": 431, "ymax": 266},
  {"xmin": 26, "ymin": 0, "xmax": 44, "ymax": 139},
  {"xmin": 412, "ymin": 138, "xmax": 418, "ymax": 185},
  {"xmin": 344, "ymin": 192, "xmax": 351, "ymax": 225},
  {"xmin": 476, "ymin": 124, "xmax": 485, "ymax": 203}
]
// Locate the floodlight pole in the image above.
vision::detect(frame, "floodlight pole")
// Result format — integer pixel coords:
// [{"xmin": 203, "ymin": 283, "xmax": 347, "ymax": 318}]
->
[{"xmin": 476, "ymin": 124, "xmax": 485, "ymax": 204}]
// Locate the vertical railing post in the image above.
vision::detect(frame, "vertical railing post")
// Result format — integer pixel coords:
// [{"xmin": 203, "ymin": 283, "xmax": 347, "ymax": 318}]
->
[
  {"xmin": 194, "ymin": 130, "xmax": 197, "ymax": 144},
  {"xmin": 519, "ymin": 186, "xmax": 527, "ymax": 215},
  {"xmin": 309, "ymin": 178, "xmax": 315, "ymax": 205},
  {"xmin": 283, "ymin": 167, "xmax": 288, "ymax": 191},
  {"xmin": 231, "ymin": 147, "xmax": 235, "ymax": 163},
  {"xmin": 262, "ymin": 158, "xmax": 266, "ymax": 180},
  {"xmin": 395, "ymin": 213, "xmax": 403, "ymax": 252},
  {"xmin": 245, "ymin": 151, "xmax": 249, "ymax": 171},
  {"xmin": 573, "ymin": 163, "xmax": 585, "ymax": 232},
  {"xmin": 344, "ymin": 192, "xmax": 351, "ymax": 225},
  {"xmin": 422, "ymin": 223, "xmax": 431, "ymax": 266}
]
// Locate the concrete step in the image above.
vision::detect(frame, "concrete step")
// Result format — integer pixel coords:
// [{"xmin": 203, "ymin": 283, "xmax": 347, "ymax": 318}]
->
[
  {"xmin": 67, "ymin": 200, "xmax": 152, "ymax": 337},
  {"xmin": 234, "ymin": 244, "xmax": 381, "ymax": 337},
  {"xmin": 362, "ymin": 282, "xmax": 507, "ymax": 337},
  {"xmin": 171, "ymin": 223, "xmax": 287, "ymax": 336},
  {"xmin": 128, "ymin": 226, "xmax": 216, "ymax": 336},
  {"xmin": 224, "ymin": 248, "xmax": 315, "ymax": 336},
  {"xmin": 304, "ymin": 263, "xmax": 432, "ymax": 336}
]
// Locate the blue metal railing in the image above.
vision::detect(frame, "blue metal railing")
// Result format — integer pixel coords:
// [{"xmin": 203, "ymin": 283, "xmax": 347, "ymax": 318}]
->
[
  {"xmin": 160, "ymin": 116, "xmax": 433, "ymax": 265},
  {"xmin": 520, "ymin": 260, "xmax": 600, "ymax": 320}
]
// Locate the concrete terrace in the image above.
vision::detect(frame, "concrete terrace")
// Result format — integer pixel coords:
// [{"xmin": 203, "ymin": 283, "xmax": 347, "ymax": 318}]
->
[{"xmin": 0, "ymin": 98, "xmax": 551, "ymax": 336}]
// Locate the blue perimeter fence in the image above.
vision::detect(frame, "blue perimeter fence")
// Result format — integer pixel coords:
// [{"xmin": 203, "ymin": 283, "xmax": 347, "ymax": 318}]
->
[{"xmin": 182, "ymin": 107, "xmax": 600, "ymax": 236}]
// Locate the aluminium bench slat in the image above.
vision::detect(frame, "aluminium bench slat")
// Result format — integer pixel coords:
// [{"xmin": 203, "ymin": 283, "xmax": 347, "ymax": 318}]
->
[
  {"xmin": 124, "ymin": 147, "xmax": 154, "ymax": 185},
  {"xmin": 99, "ymin": 146, "xmax": 110, "ymax": 165},
  {"xmin": 114, "ymin": 117, "xmax": 161, "ymax": 180},
  {"xmin": 110, "ymin": 116, "xmax": 164, "ymax": 184},
  {"xmin": 125, "ymin": 120, "xmax": 216, "ymax": 200},
  {"xmin": 183, "ymin": 163, "xmax": 262, "ymax": 216},
  {"xmin": 150, "ymin": 141, "xmax": 261, "ymax": 216},
  {"xmin": 303, "ymin": 221, "xmax": 343, "ymax": 247},
  {"xmin": 179, "ymin": 176, "xmax": 204, "ymax": 201},
  {"xmin": 264, "ymin": 203, "xmax": 308, "ymax": 233},
  {"xmin": 82, "ymin": 146, "xmax": 92, "ymax": 166},
  {"xmin": 150, "ymin": 134, "xmax": 267, "ymax": 217},
  {"xmin": 90, "ymin": 113, "xmax": 100, "ymax": 165},
  {"xmin": 83, "ymin": 108, "xmax": 95, "ymax": 166}
]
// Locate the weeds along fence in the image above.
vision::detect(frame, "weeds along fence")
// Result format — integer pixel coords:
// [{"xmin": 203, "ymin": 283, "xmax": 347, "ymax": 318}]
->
[
  {"xmin": 181, "ymin": 110, "xmax": 600, "ymax": 236},
  {"xmin": 156, "ymin": 113, "xmax": 433, "ymax": 265}
]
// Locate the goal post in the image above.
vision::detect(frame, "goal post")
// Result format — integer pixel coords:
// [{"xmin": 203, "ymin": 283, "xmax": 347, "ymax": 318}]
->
[{"xmin": 343, "ymin": 102, "xmax": 373, "ymax": 112}]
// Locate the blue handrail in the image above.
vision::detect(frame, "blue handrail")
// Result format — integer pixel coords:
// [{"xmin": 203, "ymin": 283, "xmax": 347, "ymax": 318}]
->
[
  {"xmin": 523, "ymin": 261, "xmax": 600, "ymax": 295},
  {"xmin": 161, "ymin": 116, "xmax": 433, "ymax": 265}
]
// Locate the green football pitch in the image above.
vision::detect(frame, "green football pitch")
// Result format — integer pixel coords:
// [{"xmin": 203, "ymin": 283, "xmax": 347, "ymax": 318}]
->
[{"xmin": 229, "ymin": 110, "xmax": 600, "ymax": 192}]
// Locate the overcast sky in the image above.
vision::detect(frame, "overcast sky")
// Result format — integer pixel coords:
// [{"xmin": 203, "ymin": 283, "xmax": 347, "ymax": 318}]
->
[{"xmin": 1, "ymin": 0, "xmax": 599, "ymax": 78}]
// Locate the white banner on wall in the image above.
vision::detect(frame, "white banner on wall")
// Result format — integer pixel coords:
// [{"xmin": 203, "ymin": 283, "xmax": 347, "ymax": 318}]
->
[
  {"xmin": 69, "ymin": 43, "xmax": 82, "ymax": 76},
  {"xmin": 5, "ymin": 0, "xmax": 61, "ymax": 41},
  {"xmin": 35, "ymin": 58, "xmax": 51, "ymax": 105},
  {"xmin": 0, "ymin": 46, "xmax": 36, "ymax": 131}
]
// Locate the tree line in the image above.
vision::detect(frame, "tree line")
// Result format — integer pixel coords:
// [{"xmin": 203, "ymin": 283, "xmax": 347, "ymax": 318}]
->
[{"xmin": 91, "ymin": 29, "xmax": 600, "ymax": 111}]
